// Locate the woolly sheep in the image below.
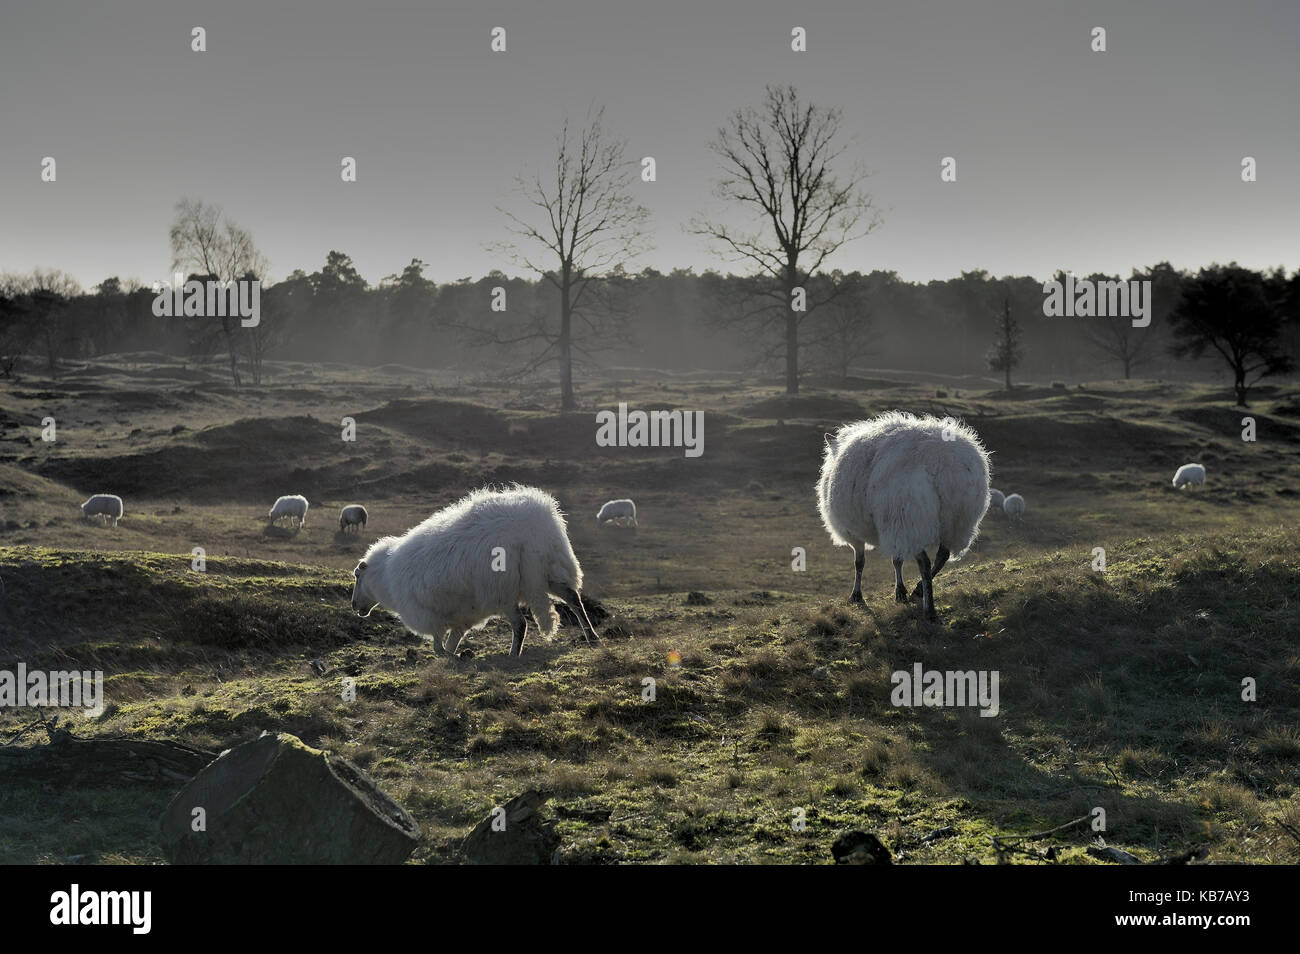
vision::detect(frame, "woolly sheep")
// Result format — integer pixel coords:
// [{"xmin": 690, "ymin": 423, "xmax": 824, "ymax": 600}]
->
[
  {"xmin": 1003, "ymin": 493, "xmax": 1025, "ymax": 518},
  {"xmin": 596, "ymin": 498, "xmax": 637, "ymax": 527},
  {"xmin": 339, "ymin": 504, "xmax": 368, "ymax": 533},
  {"xmin": 268, "ymin": 494, "xmax": 309, "ymax": 529},
  {"xmin": 81, "ymin": 493, "xmax": 124, "ymax": 527},
  {"xmin": 350, "ymin": 485, "xmax": 598, "ymax": 657},
  {"xmin": 1173, "ymin": 463, "xmax": 1206, "ymax": 489},
  {"xmin": 988, "ymin": 488, "xmax": 1005, "ymax": 511},
  {"xmin": 818, "ymin": 411, "xmax": 991, "ymax": 621}
]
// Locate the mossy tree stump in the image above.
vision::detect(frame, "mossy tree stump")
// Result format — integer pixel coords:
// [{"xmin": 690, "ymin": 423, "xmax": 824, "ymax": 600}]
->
[{"xmin": 160, "ymin": 732, "xmax": 419, "ymax": 864}]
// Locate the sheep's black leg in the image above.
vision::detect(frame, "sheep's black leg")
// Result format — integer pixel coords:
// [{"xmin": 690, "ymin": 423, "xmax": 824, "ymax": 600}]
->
[
  {"xmin": 893, "ymin": 558, "xmax": 907, "ymax": 603},
  {"xmin": 557, "ymin": 584, "xmax": 599, "ymax": 644},
  {"xmin": 911, "ymin": 546, "xmax": 950, "ymax": 600},
  {"xmin": 915, "ymin": 550, "xmax": 937, "ymax": 621},
  {"xmin": 445, "ymin": 630, "xmax": 465, "ymax": 656},
  {"xmin": 850, "ymin": 545, "xmax": 866, "ymax": 603},
  {"xmin": 510, "ymin": 606, "xmax": 528, "ymax": 657}
]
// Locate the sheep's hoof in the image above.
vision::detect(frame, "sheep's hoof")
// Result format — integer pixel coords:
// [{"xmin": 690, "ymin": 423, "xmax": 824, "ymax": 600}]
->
[
  {"xmin": 923, "ymin": 608, "xmax": 939, "ymax": 623},
  {"xmin": 893, "ymin": 586, "xmax": 908, "ymax": 604},
  {"xmin": 849, "ymin": 591, "xmax": 864, "ymax": 605}
]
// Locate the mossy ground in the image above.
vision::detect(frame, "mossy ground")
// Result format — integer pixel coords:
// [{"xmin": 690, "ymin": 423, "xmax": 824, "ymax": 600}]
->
[{"xmin": 1, "ymin": 360, "xmax": 1298, "ymax": 863}]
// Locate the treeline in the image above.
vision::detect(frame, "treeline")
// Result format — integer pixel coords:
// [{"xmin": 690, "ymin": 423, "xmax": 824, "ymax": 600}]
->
[{"xmin": 2, "ymin": 255, "xmax": 1297, "ymax": 389}]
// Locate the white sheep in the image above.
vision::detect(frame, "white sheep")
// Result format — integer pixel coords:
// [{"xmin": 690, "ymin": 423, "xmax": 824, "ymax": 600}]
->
[
  {"xmin": 596, "ymin": 499, "xmax": 637, "ymax": 527},
  {"xmin": 81, "ymin": 493, "xmax": 124, "ymax": 527},
  {"xmin": 818, "ymin": 412, "xmax": 990, "ymax": 621},
  {"xmin": 1003, "ymin": 493, "xmax": 1025, "ymax": 518},
  {"xmin": 339, "ymin": 504, "xmax": 368, "ymax": 533},
  {"xmin": 1172, "ymin": 463, "xmax": 1206, "ymax": 489},
  {"xmin": 268, "ymin": 494, "xmax": 309, "ymax": 529},
  {"xmin": 350, "ymin": 485, "xmax": 598, "ymax": 657},
  {"xmin": 988, "ymin": 488, "xmax": 1005, "ymax": 511}
]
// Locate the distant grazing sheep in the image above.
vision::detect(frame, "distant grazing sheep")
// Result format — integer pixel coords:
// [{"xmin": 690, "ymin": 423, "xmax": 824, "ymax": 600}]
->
[
  {"xmin": 1003, "ymin": 493, "xmax": 1025, "ymax": 518},
  {"xmin": 350, "ymin": 485, "xmax": 598, "ymax": 657},
  {"xmin": 268, "ymin": 494, "xmax": 309, "ymax": 529},
  {"xmin": 339, "ymin": 504, "xmax": 368, "ymax": 533},
  {"xmin": 1173, "ymin": 463, "xmax": 1206, "ymax": 489},
  {"xmin": 818, "ymin": 411, "xmax": 991, "ymax": 621},
  {"xmin": 989, "ymin": 488, "xmax": 1005, "ymax": 511},
  {"xmin": 81, "ymin": 493, "xmax": 124, "ymax": 527},
  {"xmin": 597, "ymin": 498, "xmax": 637, "ymax": 527}
]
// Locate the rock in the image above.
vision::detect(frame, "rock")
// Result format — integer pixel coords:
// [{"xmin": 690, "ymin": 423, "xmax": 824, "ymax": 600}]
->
[
  {"xmin": 160, "ymin": 732, "xmax": 419, "ymax": 864},
  {"xmin": 461, "ymin": 790, "xmax": 559, "ymax": 865},
  {"xmin": 832, "ymin": 830, "xmax": 892, "ymax": 865},
  {"xmin": 684, "ymin": 591, "xmax": 713, "ymax": 606},
  {"xmin": 811, "ymin": 666, "xmax": 829, "ymax": 680}
]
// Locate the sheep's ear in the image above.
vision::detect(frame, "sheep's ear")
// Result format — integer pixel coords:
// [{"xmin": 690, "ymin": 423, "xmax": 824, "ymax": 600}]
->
[{"xmin": 824, "ymin": 432, "xmax": 837, "ymax": 450}]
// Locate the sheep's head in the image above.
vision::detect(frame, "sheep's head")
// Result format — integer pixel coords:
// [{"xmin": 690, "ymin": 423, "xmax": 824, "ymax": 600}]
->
[{"xmin": 351, "ymin": 559, "xmax": 378, "ymax": 616}]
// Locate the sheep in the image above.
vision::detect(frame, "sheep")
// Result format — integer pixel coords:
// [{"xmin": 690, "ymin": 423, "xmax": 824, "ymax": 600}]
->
[
  {"xmin": 1003, "ymin": 493, "xmax": 1025, "ymax": 518},
  {"xmin": 988, "ymin": 488, "xmax": 1006, "ymax": 511},
  {"xmin": 596, "ymin": 498, "xmax": 637, "ymax": 528},
  {"xmin": 818, "ymin": 411, "xmax": 990, "ymax": 621},
  {"xmin": 350, "ymin": 485, "xmax": 598, "ymax": 657},
  {"xmin": 1173, "ymin": 463, "xmax": 1206, "ymax": 489},
  {"xmin": 268, "ymin": 494, "xmax": 309, "ymax": 529},
  {"xmin": 339, "ymin": 504, "xmax": 368, "ymax": 534},
  {"xmin": 81, "ymin": 493, "xmax": 124, "ymax": 527}
]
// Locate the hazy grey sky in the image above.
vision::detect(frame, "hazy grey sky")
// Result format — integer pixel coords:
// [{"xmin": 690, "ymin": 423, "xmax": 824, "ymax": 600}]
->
[{"xmin": 1, "ymin": 0, "xmax": 1297, "ymax": 290}]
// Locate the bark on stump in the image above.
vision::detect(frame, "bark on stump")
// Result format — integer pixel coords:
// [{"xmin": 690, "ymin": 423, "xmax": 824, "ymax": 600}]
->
[
  {"xmin": 160, "ymin": 731, "xmax": 419, "ymax": 864},
  {"xmin": 461, "ymin": 790, "xmax": 559, "ymax": 865}
]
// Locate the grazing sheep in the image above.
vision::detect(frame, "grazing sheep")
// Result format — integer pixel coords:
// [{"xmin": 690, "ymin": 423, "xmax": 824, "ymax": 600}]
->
[
  {"xmin": 350, "ymin": 485, "xmax": 598, "ymax": 657},
  {"xmin": 989, "ymin": 488, "xmax": 1006, "ymax": 511},
  {"xmin": 596, "ymin": 498, "xmax": 637, "ymax": 527},
  {"xmin": 1003, "ymin": 493, "xmax": 1025, "ymax": 518},
  {"xmin": 81, "ymin": 493, "xmax": 124, "ymax": 527},
  {"xmin": 818, "ymin": 412, "xmax": 991, "ymax": 621},
  {"xmin": 339, "ymin": 504, "xmax": 368, "ymax": 533},
  {"xmin": 1173, "ymin": 463, "xmax": 1206, "ymax": 489},
  {"xmin": 268, "ymin": 494, "xmax": 309, "ymax": 529}
]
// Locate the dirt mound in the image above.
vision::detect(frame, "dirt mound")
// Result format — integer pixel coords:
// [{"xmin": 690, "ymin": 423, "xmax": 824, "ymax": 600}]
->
[
  {"xmin": 1171, "ymin": 407, "xmax": 1300, "ymax": 443},
  {"xmin": 736, "ymin": 395, "xmax": 865, "ymax": 421},
  {"xmin": 356, "ymin": 399, "xmax": 509, "ymax": 446},
  {"xmin": 975, "ymin": 414, "xmax": 1186, "ymax": 466}
]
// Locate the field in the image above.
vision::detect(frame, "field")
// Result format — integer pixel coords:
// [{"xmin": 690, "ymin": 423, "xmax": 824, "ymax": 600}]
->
[{"xmin": 2, "ymin": 355, "xmax": 1299, "ymax": 864}]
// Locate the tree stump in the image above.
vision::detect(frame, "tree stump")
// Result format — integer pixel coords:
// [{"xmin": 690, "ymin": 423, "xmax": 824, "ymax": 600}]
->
[
  {"xmin": 160, "ymin": 732, "xmax": 419, "ymax": 864},
  {"xmin": 461, "ymin": 790, "xmax": 559, "ymax": 865}
]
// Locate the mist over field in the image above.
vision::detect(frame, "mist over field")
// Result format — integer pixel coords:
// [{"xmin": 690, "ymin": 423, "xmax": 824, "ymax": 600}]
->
[{"xmin": 1, "ymin": 0, "xmax": 1298, "ymax": 873}]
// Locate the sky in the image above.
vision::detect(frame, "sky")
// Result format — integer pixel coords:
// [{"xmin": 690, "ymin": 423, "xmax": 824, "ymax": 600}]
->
[{"xmin": 1, "ymin": 0, "xmax": 1297, "ymax": 291}]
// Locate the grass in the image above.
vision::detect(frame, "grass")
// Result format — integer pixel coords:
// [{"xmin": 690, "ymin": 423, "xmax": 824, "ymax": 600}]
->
[{"xmin": 1, "ymin": 358, "xmax": 1298, "ymax": 863}]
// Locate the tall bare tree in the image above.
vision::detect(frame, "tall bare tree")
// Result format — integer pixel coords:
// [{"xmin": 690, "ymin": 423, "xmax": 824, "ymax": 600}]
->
[
  {"xmin": 485, "ymin": 108, "xmax": 650, "ymax": 410},
  {"xmin": 169, "ymin": 198, "xmax": 268, "ymax": 387},
  {"xmin": 694, "ymin": 85, "xmax": 879, "ymax": 394}
]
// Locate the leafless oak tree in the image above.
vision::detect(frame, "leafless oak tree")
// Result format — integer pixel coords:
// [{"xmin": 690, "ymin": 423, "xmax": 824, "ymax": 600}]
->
[
  {"xmin": 483, "ymin": 108, "xmax": 650, "ymax": 410},
  {"xmin": 694, "ymin": 85, "xmax": 880, "ymax": 394}
]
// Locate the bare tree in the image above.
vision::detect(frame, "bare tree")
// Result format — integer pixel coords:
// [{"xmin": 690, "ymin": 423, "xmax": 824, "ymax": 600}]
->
[
  {"xmin": 169, "ymin": 198, "xmax": 268, "ymax": 387},
  {"xmin": 481, "ymin": 108, "xmax": 650, "ymax": 410},
  {"xmin": 1079, "ymin": 272, "xmax": 1160, "ymax": 379},
  {"xmin": 694, "ymin": 85, "xmax": 880, "ymax": 394},
  {"xmin": 807, "ymin": 272, "xmax": 875, "ymax": 385}
]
